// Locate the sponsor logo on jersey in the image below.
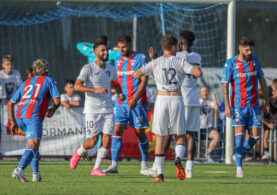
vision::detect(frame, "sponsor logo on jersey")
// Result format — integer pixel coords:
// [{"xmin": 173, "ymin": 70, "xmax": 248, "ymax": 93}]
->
[
  {"xmin": 117, "ymin": 71, "xmax": 134, "ymax": 76},
  {"xmin": 106, "ymin": 71, "xmax": 111, "ymax": 77},
  {"xmin": 237, "ymin": 71, "xmax": 257, "ymax": 77}
]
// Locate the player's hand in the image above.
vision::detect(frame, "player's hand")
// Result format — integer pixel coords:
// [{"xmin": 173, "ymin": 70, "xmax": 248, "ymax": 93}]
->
[
  {"xmin": 128, "ymin": 97, "xmax": 138, "ymax": 110},
  {"xmin": 45, "ymin": 108, "xmax": 56, "ymax": 118},
  {"xmin": 265, "ymin": 104, "xmax": 270, "ymax": 113},
  {"xmin": 268, "ymin": 123, "xmax": 275, "ymax": 130},
  {"xmin": 225, "ymin": 104, "xmax": 231, "ymax": 118},
  {"xmin": 9, "ymin": 120, "xmax": 18, "ymax": 135},
  {"xmin": 118, "ymin": 93, "xmax": 126, "ymax": 101},
  {"xmin": 148, "ymin": 47, "xmax": 157, "ymax": 59},
  {"xmin": 94, "ymin": 87, "xmax": 108, "ymax": 94},
  {"xmin": 211, "ymin": 92, "xmax": 217, "ymax": 100}
]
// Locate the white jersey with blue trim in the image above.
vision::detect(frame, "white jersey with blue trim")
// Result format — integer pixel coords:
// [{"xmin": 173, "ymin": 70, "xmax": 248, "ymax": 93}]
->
[
  {"xmin": 177, "ymin": 51, "xmax": 201, "ymax": 106},
  {"xmin": 141, "ymin": 55, "xmax": 195, "ymax": 92}
]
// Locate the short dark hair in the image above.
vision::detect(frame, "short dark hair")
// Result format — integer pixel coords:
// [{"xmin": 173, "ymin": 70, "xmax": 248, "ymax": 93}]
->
[
  {"xmin": 2, "ymin": 55, "xmax": 12, "ymax": 63},
  {"xmin": 65, "ymin": 79, "xmax": 75, "ymax": 85},
  {"xmin": 93, "ymin": 41, "xmax": 107, "ymax": 50},
  {"xmin": 117, "ymin": 35, "xmax": 132, "ymax": 44},
  {"xmin": 95, "ymin": 35, "xmax": 108, "ymax": 44},
  {"xmin": 179, "ymin": 30, "xmax": 195, "ymax": 47},
  {"xmin": 162, "ymin": 35, "xmax": 178, "ymax": 50},
  {"xmin": 239, "ymin": 37, "xmax": 255, "ymax": 47}
]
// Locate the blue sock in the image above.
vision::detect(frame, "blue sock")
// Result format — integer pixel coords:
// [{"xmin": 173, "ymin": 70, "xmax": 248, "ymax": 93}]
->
[
  {"xmin": 111, "ymin": 137, "xmax": 122, "ymax": 162},
  {"xmin": 139, "ymin": 136, "xmax": 149, "ymax": 162},
  {"xmin": 235, "ymin": 134, "xmax": 244, "ymax": 168},
  {"xmin": 18, "ymin": 147, "xmax": 36, "ymax": 170},
  {"xmin": 243, "ymin": 136, "xmax": 259, "ymax": 156},
  {"xmin": 31, "ymin": 152, "xmax": 40, "ymax": 172}
]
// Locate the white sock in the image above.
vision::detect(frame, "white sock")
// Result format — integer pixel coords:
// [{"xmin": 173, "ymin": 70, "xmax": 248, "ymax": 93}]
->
[
  {"xmin": 78, "ymin": 145, "xmax": 87, "ymax": 156},
  {"xmin": 141, "ymin": 161, "xmax": 148, "ymax": 170},
  {"xmin": 155, "ymin": 155, "xmax": 165, "ymax": 175},
  {"xmin": 237, "ymin": 166, "xmax": 243, "ymax": 172},
  {"xmin": 186, "ymin": 160, "xmax": 194, "ymax": 172},
  {"xmin": 94, "ymin": 147, "xmax": 108, "ymax": 170},
  {"xmin": 175, "ymin": 145, "xmax": 186, "ymax": 159},
  {"xmin": 111, "ymin": 161, "xmax": 118, "ymax": 168}
]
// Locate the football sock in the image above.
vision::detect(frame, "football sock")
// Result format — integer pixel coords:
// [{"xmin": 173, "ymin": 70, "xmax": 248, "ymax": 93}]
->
[
  {"xmin": 97, "ymin": 134, "xmax": 102, "ymax": 149},
  {"xmin": 175, "ymin": 144, "xmax": 185, "ymax": 159},
  {"xmin": 235, "ymin": 133, "xmax": 244, "ymax": 168},
  {"xmin": 94, "ymin": 147, "xmax": 108, "ymax": 169},
  {"xmin": 31, "ymin": 151, "xmax": 40, "ymax": 172},
  {"xmin": 264, "ymin": 147, "xmax": 269, "ymax": 153},
  {"xmin": 243, "ymin": 136, "xmax": 259, "ymax": 155},
  {"xmin": 155, "ymin": 154, "xmax": 165, "ymax": 175},
  {"xmin": 18, "ymin": 147, "xmax": 36, "ymax": 170},
  {"xmin": 186, "ymin": 160, "xmax": 194, "ymax": 171},
  {"xmin": 78, "ymin": 145, "xmax": 87, "ymax": 156},
  {"xmin": 111, "ymin": 136, "xmax": 122, "ymax": 167},
  {"xmin": 139, "ymin": 136, "xmax": 149, "ymax": 164}
]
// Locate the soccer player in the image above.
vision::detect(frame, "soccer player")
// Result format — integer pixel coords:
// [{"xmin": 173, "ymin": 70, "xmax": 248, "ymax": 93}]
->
[
  {"xmin": 177, "ymin": 30, "xmax": 202, "ymax": 178},
  {"xmin": 103, "ymin": 35, "xmax": 150, "ymax": 174},
  {"xmin": 70, "ymin": 40, "xmax": 125, "ymax": 176},
  {"xmin": 134, "ymin": 35, "xmax": 202, "ymax": 182},
  {"xmin": 221, "ymin": 37, "xmax": 270, "ymax": 178},
  {"xmin": 8, "ymin": 59, "xmax": 60, "ymax": 182}
]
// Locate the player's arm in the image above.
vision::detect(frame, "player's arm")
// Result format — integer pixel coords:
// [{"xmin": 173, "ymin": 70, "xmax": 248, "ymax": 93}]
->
[
  {"xmin": 74, "ymin": 79, "xmax": 108, "ymax": 94},
  {"xmin": 61, "ymin": 101, "xmax": 71, "ymax": 109},
  {"xmin": 46, "ymin": 97, "xmax": 61, "ymax": 118},
  {"xmin": 259, "ymin": 77, "xmax": 270, "ymax": 113},
  {"xmin": 128, "ymin": 75, "xmax": 148, "ymax": 109},
  {"xmin": 7, "ymin": 100, "xmax": 18, "ymax": 135},
  {"xmin": 111, "ymin": 80, "xmax": 126, "ymax": 101},
  {"xmin": 134, "ymin": 69, "xmax": 144, "ymax": 79},
  {"xmin": 222, "ymin": 83, "xmax": 231, "ymax": 118},
  {"xmin": 191, "ymin": 64, "xmax": 202, "ymax": 77},
  {"xmin": 69, "ymin": 100, "xmax": 81, "ymax": 107}
]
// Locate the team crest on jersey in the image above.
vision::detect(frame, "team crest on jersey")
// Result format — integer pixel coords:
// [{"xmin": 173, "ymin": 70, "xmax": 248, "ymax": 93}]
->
[
  {"xmin": 235, "ymin": 118, "xmax": 240, "ymax": 123},
  {"xmin": 253, "ymin": 62, "xmax": 256, "ymax": 67},
  {"xmin": 106, "ymin": 71, "xmax": 110, "ymax": 77},
  {"xmin": 130, "ymin": 60, "xmax": 136, "ymax": 67}
]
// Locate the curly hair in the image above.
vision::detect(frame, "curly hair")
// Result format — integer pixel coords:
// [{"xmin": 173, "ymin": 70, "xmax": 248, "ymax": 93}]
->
[{"xmin": 32, "ymin": 59, "xmax": 48, "ymax": 76}]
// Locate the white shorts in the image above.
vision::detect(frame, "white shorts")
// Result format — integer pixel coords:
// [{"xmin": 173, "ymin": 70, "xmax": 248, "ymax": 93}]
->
[
  {"xmin": 184, "ymin": 106, "xmax": 200, "ymax": 132},
  {"xmin": 152, "ymin": 96, "xmax": 185, "ymax": 136},
  {"xmin": 85, "ymin": 113, "xmax": 114, "ymax": 138}
]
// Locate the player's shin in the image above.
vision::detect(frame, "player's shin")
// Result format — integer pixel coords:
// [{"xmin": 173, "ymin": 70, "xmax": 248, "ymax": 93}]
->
[
  {"xmin": 31, "ymin": 151, "xmax": 40, "ymax": 172},
  {"xmin": 18, "ymin": 147, "xmax": 37, "ymax": 170},
  {"xmin": 94, "ymin": 147, "xmax": 109, "ymax": 170},
  {"xmin": 111, "ymin": 136, "xmax": 122, "ymax": 167},
  {"xmin": 139, "ymin": 136, "xmax": 149, "ymax": 169},
  {"xmin": 235, "ymin": 133, "xmax": 244, "ymax": 168},
  {"xmin": 243, "ymin": 136, "xmax": 260, "ymax": 156}
]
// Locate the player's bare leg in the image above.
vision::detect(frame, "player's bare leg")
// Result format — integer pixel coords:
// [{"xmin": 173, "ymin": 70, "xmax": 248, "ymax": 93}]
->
[
  {"xmin": 186, "ymin": 131, "xmax": 195, "ymax": 178},
  {"xmin": 174, "ymin": 134, "xmax": 186, "ymax": 180},
  {"xmin": 103, "ymin": 124, "xmax": 125, "ymax": 173},
  {"xmin": 70, "ymin": 135, "xmax": 99, "ymax": 169},
  {"xmin": 134, "ymin": 128, "xmax": 149, "ymax": 171},
  {"xmin": 153, "ymin": 135, "xmax": 166, "ymax": 182}
]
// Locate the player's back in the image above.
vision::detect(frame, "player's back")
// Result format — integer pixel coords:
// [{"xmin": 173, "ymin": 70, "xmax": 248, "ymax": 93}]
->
[
  {"xmin": 143, "ymin": 56, "xmax": 194, "ymax": 92},
  {"xmin": 12, "ymin": 76, "xmax": 59, "ymax": 120}
]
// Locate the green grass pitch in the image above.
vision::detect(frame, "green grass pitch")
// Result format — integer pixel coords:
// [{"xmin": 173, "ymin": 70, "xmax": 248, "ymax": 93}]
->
[{"xmin": 0, "ymin": 161, "xmax": 277, "ymax": 194}]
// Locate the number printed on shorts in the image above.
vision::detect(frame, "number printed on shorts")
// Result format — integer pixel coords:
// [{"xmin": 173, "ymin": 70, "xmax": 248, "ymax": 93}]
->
[
  {"xmin": 86, "ymin": 121, "xmax": 93, "ymax": 129},
  {"xmin": 162, "ymin": 68, "xmax": 177, "ymax": 84}
]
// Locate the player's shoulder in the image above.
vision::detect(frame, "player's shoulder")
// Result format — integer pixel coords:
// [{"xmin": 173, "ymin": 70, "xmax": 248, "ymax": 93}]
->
[
  {"xmin": 44, "ymin": 76, "xmax": 58, "ymax": 85},
  {"xmin": 12, "ymin": 69, "xmax": 21, "ymax": 76},
  {"xmin": 225, "ymin": 56, "xmax": 237, "ymax": 67},
  {"xmin": 106, "ymin": 63, "xmax": 116, "ymax": 71},
  {"xmin": 251, "ymin": 55, "xmax": 261, "ymax": 63},
  {"xmin": 134, "ymin": 52, "xmax": 147, "ymax": 60}
]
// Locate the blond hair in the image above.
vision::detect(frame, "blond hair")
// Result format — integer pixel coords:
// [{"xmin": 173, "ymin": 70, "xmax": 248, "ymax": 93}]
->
[{"xmin": 32, "ymin": 59, "xmax": 48, "ymax": 76}]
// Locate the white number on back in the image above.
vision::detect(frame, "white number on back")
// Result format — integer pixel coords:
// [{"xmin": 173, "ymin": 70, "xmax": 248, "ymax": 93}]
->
[{"xmin": 22, "ymin": 84, "xmax": 41, "ymax": 99}]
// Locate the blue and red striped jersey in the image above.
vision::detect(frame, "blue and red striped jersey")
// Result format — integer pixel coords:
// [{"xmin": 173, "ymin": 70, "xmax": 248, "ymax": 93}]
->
[
  {"xmin": 11, "ymin": 76, "xmax": 60, "ymax": 119},
  {"xmin": 115, "ymin": 52, "xmax": 148, "ymax": 106},
  {"xmin": 221, "ymin": 55, "xmax": 264, "ymax": 107}
]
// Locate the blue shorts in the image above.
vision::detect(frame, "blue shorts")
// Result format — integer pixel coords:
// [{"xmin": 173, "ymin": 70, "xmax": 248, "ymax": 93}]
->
[
  {"xmin": 231, "ymin": 106, "xmax": 262, "ymax": 128},
  {"xmin": 16, "ymin": 118, "xmax": 43, "ymax": 140},
  {"xmin": 114, "ymin": 104, "xmax": 149, "ymax": 129}
]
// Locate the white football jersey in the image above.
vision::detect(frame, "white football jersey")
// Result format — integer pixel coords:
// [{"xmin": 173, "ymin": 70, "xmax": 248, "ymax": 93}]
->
[
  {"xmin": 141, "ymin": 56, "xmax": 195, "ymax": 92},
  {"xmin": 177, "ymin": 51, "xmax": 201, "ymax": 106},
  {"xmin": 0, "ymin": 69, "xmax": 22, "ymax": 101},
  {"xmin": 77, "ymin": 62, "xmax": 117, "ymax": 114}
]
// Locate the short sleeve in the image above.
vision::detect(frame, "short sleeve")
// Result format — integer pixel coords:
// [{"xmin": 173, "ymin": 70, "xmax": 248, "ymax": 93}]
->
[
  {"xmin": 254, "ymin": 57, "xmax": 264, "ymax": 79},
  {"xmin": 60, "ymin": 94, "xmax": 67, "ymax": 102},
  {"xmin": 180, "ymin": 58, "xmax": 195, "ymax": 74},
  {"xmin": 221, "ymin": 61, "xmax": 233, "ymax": 83},
  {"xmin": 140, "ymin": 60, "xmax": 154, "ymax": 76},
  {"xmin": 111, "ymin": 66, "xmax": 118, "ymax": 81},
  {"xmin": 134, "ymin": 54, "xmax": 148, "ymax": 71},
  {"xmin": 77, "ymin": 65, "xmax": 90, "ymax": 82},
  {"xmin": 15, "ymin": 71, "xmax": 22, "ymax": 87},
  {"xmin": 11, "ymin": 83, "xmax": 24, "ymax": 103},
  {"xmin": 74, "ymin": 94, "xmax": 81, "ymax": 102},
  {"xmin": 48, "ymin": 79, "xmax": 60, "ymax": 99}
]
